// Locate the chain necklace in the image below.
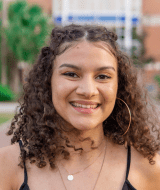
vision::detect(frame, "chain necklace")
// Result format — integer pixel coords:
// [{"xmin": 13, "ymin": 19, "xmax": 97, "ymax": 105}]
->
[
  {"xmin": 57, "ymin": 143, "xmax": 107, "ymax": 190},
  {"xmin": 59, "ymin": 139, "xmax": 105, "ymax": 181}
]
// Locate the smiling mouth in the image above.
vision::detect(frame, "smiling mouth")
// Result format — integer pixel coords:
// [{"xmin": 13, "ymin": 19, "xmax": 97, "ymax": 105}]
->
[{"xmin": 70, "ymin": 102, "xmax": 100, "ymax": 109}]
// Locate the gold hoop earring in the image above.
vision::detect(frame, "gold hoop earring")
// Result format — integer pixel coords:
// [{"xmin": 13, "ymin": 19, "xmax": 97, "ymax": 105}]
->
[{"xmin": 116, "ymin": 98, "xmax": 131, "ymax": 136}]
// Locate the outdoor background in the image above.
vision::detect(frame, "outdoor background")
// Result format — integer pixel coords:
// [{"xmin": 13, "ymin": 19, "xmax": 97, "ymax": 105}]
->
[{"xmin": 0, "ymin": 0, "xmax": 160, "ymax": 148}]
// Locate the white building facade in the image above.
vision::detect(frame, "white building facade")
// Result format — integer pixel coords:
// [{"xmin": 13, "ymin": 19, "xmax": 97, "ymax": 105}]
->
[
  {"xmin": 52, "ymin": 0, "xmax": 142, "ymax": 53},
  {"xmin": 52, "ymin": 0, "xmax": 142, "ymax": 27}
]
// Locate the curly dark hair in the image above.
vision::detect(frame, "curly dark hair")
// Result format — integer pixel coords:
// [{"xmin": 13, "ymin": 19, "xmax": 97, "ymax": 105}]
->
[{"xmin": 6, "ymin": 23, "xmax": 160, "ymax": 170}]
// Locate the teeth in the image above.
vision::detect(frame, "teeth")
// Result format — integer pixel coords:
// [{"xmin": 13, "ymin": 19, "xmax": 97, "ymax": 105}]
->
[{"xmin": 71, "ymin": 103, "xmax": 98, "ymax": 109}]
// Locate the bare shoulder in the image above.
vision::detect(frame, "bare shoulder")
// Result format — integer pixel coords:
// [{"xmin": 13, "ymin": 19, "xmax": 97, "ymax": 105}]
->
[
  {"xmin": 0, "ymin": 143, "xmax": 21, "ymax": 190},
  {"xmin": 129, "ymin": 146, "xmax": 160, "ymax": 190}
]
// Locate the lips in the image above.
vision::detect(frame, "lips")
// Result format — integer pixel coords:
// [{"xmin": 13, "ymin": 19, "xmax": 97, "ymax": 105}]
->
[{"xmin": 70, "ymin": 100, "xmax": 100, "ymax": 105}]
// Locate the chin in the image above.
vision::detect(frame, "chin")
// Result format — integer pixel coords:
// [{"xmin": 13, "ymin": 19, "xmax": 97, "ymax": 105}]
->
[{"xmin": 71, "ymin": 122, "xmax": 101, "ymax": 131}]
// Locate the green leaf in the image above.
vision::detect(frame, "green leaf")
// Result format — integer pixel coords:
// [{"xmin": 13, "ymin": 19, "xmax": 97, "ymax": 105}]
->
[
  {"xmin": 0, "ymin": 1, "xmax": 2, "ymax": 11},
  {"xmin": 155, "ymin": 75, "xmax": 160, "ymax": 87},
  {"xmin": 5, "ymin": 0, "xmax": 52, "ymax": 64}
]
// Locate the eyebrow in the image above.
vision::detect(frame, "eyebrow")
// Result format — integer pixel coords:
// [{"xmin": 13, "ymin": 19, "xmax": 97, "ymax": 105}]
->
[{"xmin": 59, "ymin": 63, "xmax": 115, "ymax": 72}]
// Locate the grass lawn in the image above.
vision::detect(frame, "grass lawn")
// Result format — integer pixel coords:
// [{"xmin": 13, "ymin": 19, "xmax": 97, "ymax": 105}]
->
[{"xmin": 0, "ymin": 113, "xmax": 15, "ymax": 125}]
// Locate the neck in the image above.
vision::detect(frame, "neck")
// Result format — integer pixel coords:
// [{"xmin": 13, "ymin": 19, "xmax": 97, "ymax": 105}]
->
[{"xmin": 58, "ymin": 124, "xmax": 106, "ymax": 169}]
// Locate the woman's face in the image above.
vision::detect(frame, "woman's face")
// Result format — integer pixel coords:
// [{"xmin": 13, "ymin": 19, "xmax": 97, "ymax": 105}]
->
[{"xmin": 51, "ymin": 40, "xmax": 118, "ymax": 131}]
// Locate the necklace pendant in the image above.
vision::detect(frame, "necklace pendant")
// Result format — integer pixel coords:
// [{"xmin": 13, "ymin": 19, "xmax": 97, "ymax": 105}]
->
[{"xmin": 68, "ymin": 175, "xmax": 74, "ymax": 181}]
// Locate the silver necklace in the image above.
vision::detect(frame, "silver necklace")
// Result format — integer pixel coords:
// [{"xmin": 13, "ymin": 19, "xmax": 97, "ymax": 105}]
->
[
  {"xmin": 57, "ymin": 143, "xmax": 107, "ymax": 190},
  {"xmin": 59, "ymin": 139, "xmax": 105, "ymax": 181}
]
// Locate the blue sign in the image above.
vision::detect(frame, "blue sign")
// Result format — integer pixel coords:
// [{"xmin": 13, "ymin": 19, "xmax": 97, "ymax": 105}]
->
[{"xmin": 54, "ymin": 15, "xmax": 139, "ymax": 25}]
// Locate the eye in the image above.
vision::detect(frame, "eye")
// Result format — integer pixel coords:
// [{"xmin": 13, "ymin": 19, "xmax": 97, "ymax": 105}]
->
[
  {"xmin": 96, "ymin": 74, "xmax": 111, "ymax": 80},
  {"xmin": 62, "ymin": 72, "xmax": 78, "ymax": 78}
]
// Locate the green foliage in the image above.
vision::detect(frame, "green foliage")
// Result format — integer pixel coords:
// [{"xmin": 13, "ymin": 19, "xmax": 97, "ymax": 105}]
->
[
  {"xmin": 155, "ymin": 75, "xmax": 160, "ymax": 87},
  {"xmin": 8, "ymin": 1, "xmax": 27, "ymax": 22},
  {"xmin": 0, "ymin": 84, "xmax": 15, "ymax": 101},
  {"xmin": 0, "ymin": 1, "xmax": 2, "ymax": 83},
  {"xmin": 0, "ymin": 22, "xmax": 1, "ymax": 44},
  {"xmin": 0, "ymin": 1, "xmax": 2, "ymax": 11},
  {"xmin": 5, "ymin": 0, "xmax": 52, "ymax": 64},
  {"xmin": 154, "ymin": 75, "xmax": 160, "ymax": 100},
  {"xmin": 113, "ymin": 27, "xmax": 155, "ymax": 66},
  {"xmin": 131, "ymin": 28, "xmax": 154, "ymax": 66}
]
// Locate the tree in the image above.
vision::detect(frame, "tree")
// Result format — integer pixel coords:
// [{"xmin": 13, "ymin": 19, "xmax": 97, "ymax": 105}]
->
[
  {"xmin": 0, "ymin": 0, "xmax": 8, "ymax": 86},
  {"xmin": 154, "ymin": 75, "xmax": 160, "ymax": 100},
  {"xmin": 6, "ymin": 0, "xmax": 51, "ymax": 64},
  {"xmin": 113, "ymin": 27, "xmax": 155, "ymax": 67},
  {"xmin": 0, "ymin": 1, "xmax": 2, "ymax": 83},
  {"xmin": 3, "ymin": 0, "xmax": 53, "ymax": 94},
  {"xmin": 131, "ymin": 27, "xmax": 155, "ymax": 67}
]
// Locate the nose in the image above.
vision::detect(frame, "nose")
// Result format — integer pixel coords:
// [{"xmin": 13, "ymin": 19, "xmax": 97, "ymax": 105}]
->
[{"xmin": 76, "ymin": 76, "xmax": 99, "ymax": 98}]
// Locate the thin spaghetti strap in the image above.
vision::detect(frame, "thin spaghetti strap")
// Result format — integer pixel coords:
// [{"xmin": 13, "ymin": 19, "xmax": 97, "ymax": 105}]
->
[
  {"xmin": 18, "ymin": 140, "xmax": 28, "ymax": 185},
  {"xmin": 125, "ymin": 145, "xmax": 131, "ymax": 180}
]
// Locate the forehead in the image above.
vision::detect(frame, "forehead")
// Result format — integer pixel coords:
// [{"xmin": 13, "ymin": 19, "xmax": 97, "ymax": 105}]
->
[
  {"xmin": 54, "ymin": 40, "xmax": 117, "ymax": 71},
  {"xmin": 58, "ymin": 40, "xmax": 116, "ymax": 57}
]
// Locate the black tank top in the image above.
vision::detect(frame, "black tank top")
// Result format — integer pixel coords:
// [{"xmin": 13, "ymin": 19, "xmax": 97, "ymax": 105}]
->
[{"xmin": 18, "ymin": 140, "xmax": 137, "ymax": 190}]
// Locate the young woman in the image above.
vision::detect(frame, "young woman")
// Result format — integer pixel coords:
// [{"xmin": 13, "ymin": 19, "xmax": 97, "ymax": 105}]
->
[{"xmin": 0, "ymin": 23, "xmax": 160, "ymax": 190}]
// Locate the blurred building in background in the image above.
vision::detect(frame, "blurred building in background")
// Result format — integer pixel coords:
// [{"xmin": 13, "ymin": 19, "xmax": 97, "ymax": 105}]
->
[
  {"xmin": 27, "ymin": 0, "xmax": 52, "ymax": 14},
  {"xmin": 1, "ymin": 0, "xmax": 160, "ymax": 99},
  {"xmin": 52, "ymin": 0, "xmax": 140, "ymax": 57},
  {"xmin": 143, "ymin": 0, "xmax": 160, "ymax": 62},
  {"xmin": 142, "ymin": 0, "xmax": 160, "ymax": 99},
  {"xmin": 27, "ymin": 0, "xmax": 160, "ymax": 63},
  {"xmin": 26, "ymin": 0, "xmax": 160, "ymax": 98}
]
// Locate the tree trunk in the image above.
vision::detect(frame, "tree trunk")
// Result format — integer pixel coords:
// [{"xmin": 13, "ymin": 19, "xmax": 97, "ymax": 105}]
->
[
  {"xmin": 9, "ymin": 60, "xmax": 21, "ymax": 94},
  {"xmin": 1, "ymin": 0, "xmax": 8, "ymax": 85}
]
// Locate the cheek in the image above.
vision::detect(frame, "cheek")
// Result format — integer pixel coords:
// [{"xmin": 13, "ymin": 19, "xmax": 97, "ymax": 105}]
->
[
  {"xmin": 111, "ymin": 79, "xmax": 118, "ymax": 96},
  {"xmin": 51, "ymin": 78, "xmax": 72, "ymax": 106},
  {"xmin": 103, "ymin": 83, "xmax": 118, "ymax": 100},
  {"xmin": 52, "ymin": 84, "xmax": 63, "ymax": 104},
  {"xmin": 51, "ymin": 78, "xmax": 61, "ymax": 103},
  {"xmin": 52, "ymin": 75, "xmax": 64, "ymax": 94}
]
